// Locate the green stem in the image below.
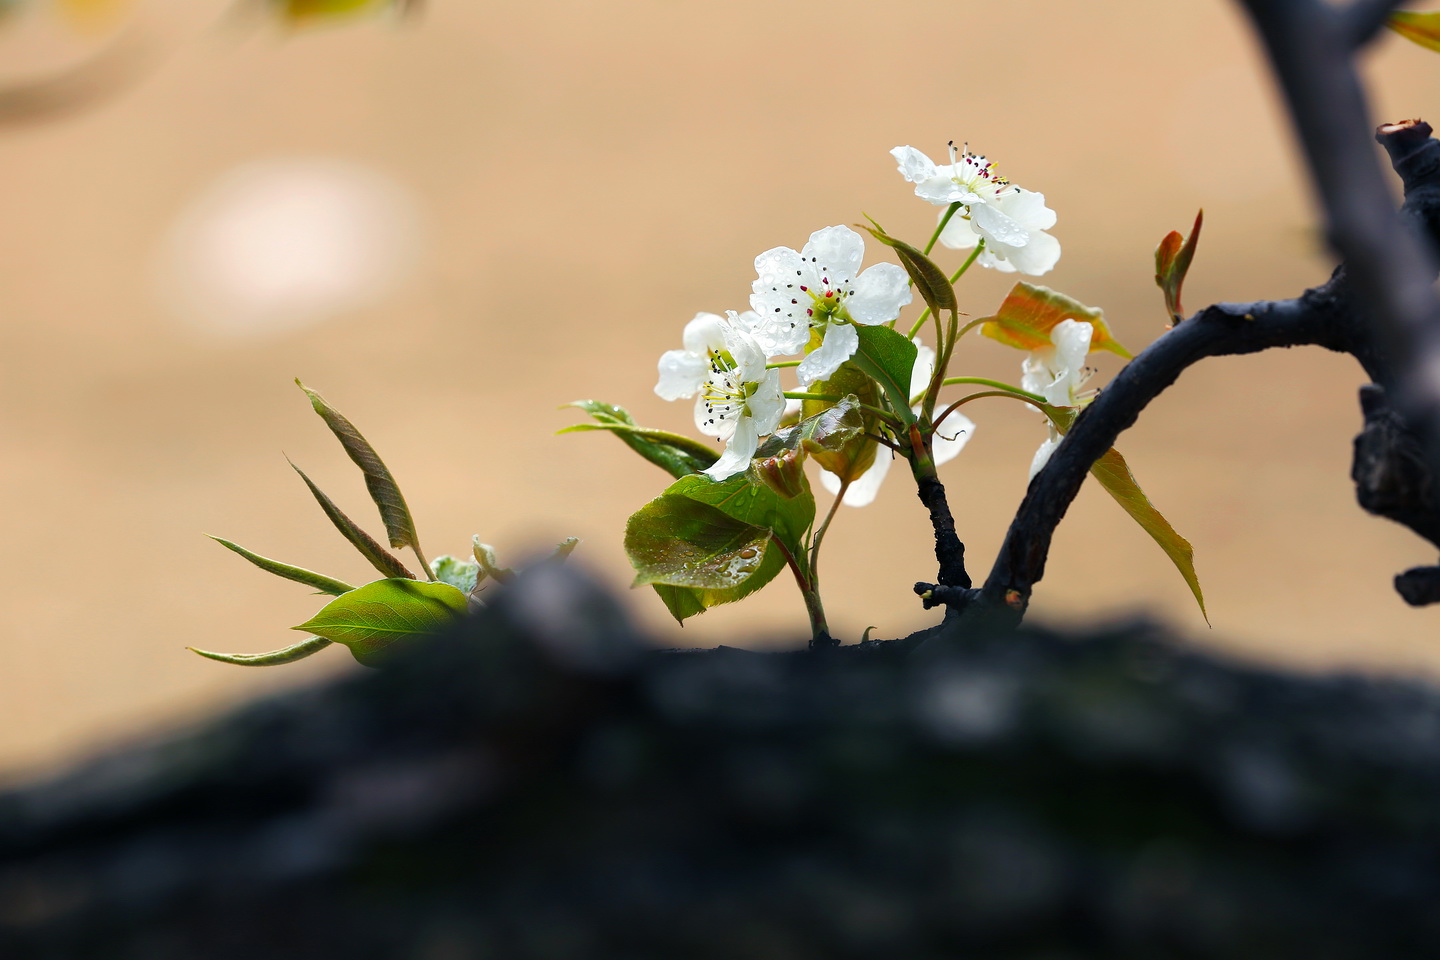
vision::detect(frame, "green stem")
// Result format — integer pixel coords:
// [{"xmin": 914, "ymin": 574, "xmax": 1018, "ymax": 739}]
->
[
  {"xmin": 906, "ymin": 240, "xmax": 986, "ymax": 340},
  {"xmin": 770, "ymin": 533, "xmax": 831, "ymax": 648},
  {"xmin": 809, "ymin": 476, "xmax": 850, "ymax": 582},
  {"xmin": 940, "ymin": 377, "xmax": 1046, "ymax": 403},
  {"xmin": 923, "ymin": 202, "xmax": 963, "ymax": 257},
  {"xmin": 766, "ymin": 360, "xmax": 801, "ymax": 369},
  {"xmin": 934, "ymin": 391, "xmax": 1048, "ymax": 435}
]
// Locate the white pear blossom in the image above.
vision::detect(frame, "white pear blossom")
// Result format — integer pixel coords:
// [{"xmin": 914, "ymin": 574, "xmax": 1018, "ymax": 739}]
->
[
  {"xmin": 655, "ymin": 312, "xmax": 728, "ymax": 401},
  {"xmin": 750, "ymin": 225, "xmax": 912, "ymax": 386},
  {"xmin": 1023, "ymin": 319, "xmax": 1095, "ymax": 480},
  {"xmin": 891, "ymin": 143, "xmax": 1060, "ymax": 276},
  {"xmin": 694, "ymin": 324, "xmax": 786, "ymax": 481},
  {"xmin": 819, "ymin": 338, "xmax": 975, "ymax": 507}
]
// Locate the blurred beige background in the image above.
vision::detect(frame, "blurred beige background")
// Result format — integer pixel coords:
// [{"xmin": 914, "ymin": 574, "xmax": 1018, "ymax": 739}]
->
[{"xmin": 0, "ymin": 0, "xmax": 1437, "ymax": 778}]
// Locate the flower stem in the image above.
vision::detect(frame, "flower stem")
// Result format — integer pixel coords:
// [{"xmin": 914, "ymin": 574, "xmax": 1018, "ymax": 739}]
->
[
  {"xmin": 934, "ymin": 391, "xmax": 1048, "ymax": 434},
  {"xmin": 923, "ymin": 202, "xmax": 963, "ymax": 256},
  {"xmin": 809, "ymin": 477, "xmax": 850, "ymax": 584},
  {"xmin": 766, "ymin": 360, "xmax": 802, "ymax": 369},
  {"xmin": 940, "ymin": 377, "xmax": 1046, "ymax": 403},
  {"xmin": 906, "ymin": 240, "xmax": 985, "ymax": 340},
  {"xmin": 770, "ymin": 533, "xmax": 832, "ymax": 648}
]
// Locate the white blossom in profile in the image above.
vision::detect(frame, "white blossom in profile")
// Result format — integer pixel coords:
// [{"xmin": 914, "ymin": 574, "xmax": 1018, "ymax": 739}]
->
[{"xmin": 891, "ymin": 143, "xmax": 1060, "ymax": 276}]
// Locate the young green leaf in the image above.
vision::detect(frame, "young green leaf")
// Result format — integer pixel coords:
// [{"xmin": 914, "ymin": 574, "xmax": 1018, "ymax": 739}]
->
[
  {"xmin": 625, "ymin": 493, "xmax": 788, "ymax": 623},
  {"xmin": 430, "ymin": 554, "xmax": 480, "ymax": 594},
  {"xmin": 473, "ymin": 537, "xmax": 516, "ymax": 584},
  {"xmin": 849, "ymin": 324, "xmax": 920, "ymax": 415},
  {"xmin": 751, "ymin": 394, "xmax": 866, "ymax": 496},
  {"xmin": 208, "ymin": 535, "xmax": 355, "ymax": 596},
  {"xmin": 627, "ymin": 495, "xmax": 774, "ymax": 590},
  {"xmin": 561, "ymin": 400, "xmax": 719, "ymax": 479},
  {"xmin": 665, "ymin": 471, "xmax": 815, "ymax": 559},
  {"xmin": 1039, "ymin": 405, "xmax": 1205, "ymax": 622},
  {"xmin": 1088, "ymin": 447, "xmax": 1207, "ymax": 623},
  {"xmin": 295, "ymin": 380, "xmax": 430, "ymax": 576},
  {"xmin": 1155, "ymin": 210, "xmax": 1203, "ymax": 324},
  {"xmin": 1388, "ymin": 11, "xmax": 1440, "ymax": 53},
  {"xmin": 188, "ymin": 636, "xmax": 333, "ymax": 667},
  {"xmin": 981, "ymin": 283, "xmax": 1132, "ymax": 358},
  {"xmin": 861, "ymin": 223, "xmax": 957, "ymax": 319},
  {"xmin": 293, "ymin": 578, "xmax": 469, "ymax": 666},
  {"xmin": 625, "ymin": 472, "xmax": 816, "ymax": 623},
  {"xmin": 289, "ymin": 459, "xmax": 416, "ymax": 580}
]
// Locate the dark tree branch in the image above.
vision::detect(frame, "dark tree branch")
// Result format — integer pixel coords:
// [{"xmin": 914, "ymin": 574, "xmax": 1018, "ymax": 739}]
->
[
  {"xmin": 941, "ymin": 9, "xmax": 1440, "ymax": 630},
  {"xmin": 1238, "ymin": 0, "xmax": 1440, "ymax": 470},
  {"xmin": 1342, "ymin": 0, "xmax": 1408, "ymax": 49},
  {"xmin": 979, "ymin": 288, "xmax": 1357, "ymax": 621}
]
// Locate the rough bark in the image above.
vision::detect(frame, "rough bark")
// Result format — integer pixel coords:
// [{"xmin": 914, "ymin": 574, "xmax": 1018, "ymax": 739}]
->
[{"xmin": 6, "ymin": 568, "xmax": 1440, "ymax": 958}]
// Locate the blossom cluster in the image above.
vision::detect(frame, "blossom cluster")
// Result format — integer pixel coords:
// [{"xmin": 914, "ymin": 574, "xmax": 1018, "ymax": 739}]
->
[{"xmin": 653, "ymin": 142, "xmax": 1072, "ymax": 500}]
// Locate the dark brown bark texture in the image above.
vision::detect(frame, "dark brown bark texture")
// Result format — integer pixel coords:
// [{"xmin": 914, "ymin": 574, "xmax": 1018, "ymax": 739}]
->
[
  {"xmin": 960, "ymin": 119, "xmax": 1440, "ymax": 629},
  {"xmin": 7, "ymin": 567, "xmax": 1440, "ymax": 959}
]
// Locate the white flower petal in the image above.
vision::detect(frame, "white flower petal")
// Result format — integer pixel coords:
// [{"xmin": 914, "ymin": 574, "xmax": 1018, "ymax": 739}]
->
[
  {"xmin": 847, "ymin": 262, "xmax": 912, "ymax": 325},
  {"xmin": 971, "ymin": 201, "xmax": 1030, "ymax": 247},
  {"xmin": 796, "ymin": 321, "xmax": 859, "ymax": 385},
  {"xmin": 681, "ymin": 312, "xmax": 727, "ymax": 354},
  {"xmin": 656, "ymin": 348, "xmax": 711, "ymax": 401},
  {"xmin": 910, "ymin": 339, "xmax": 936, "ymax": 397},
  {"xmin": 802, "ymin": 225, "xmax": 865, "ymax": 284},
  {"xmin": 938, "ymin": 212, "xmax": 982, "ymax": 250},
  {"xmin": 1052, "ymin": 319, "xmax": 1093, "ymax": 372},
  {"xmin": 704, "ymin": 416, "xmax": 760, "ymax": 481},
  {"xmin": 751, "ymin": 246, "xmax": 818, "ymax": 355},
  {"xmin": 695, "ymin": 391, "xmax": 738, "ymax": 441},
  {"xmin": 891, "ymin": 145, "xmax": 938, "ymax": 184},
  {"xmin": 819, "ymin": 451, "xmax": 894, "ymax": 507},
  {"xmin": 991, "ymin": 229, "xmax": 1061, "ymax": 276},
  {"xmin": 722, "ymin": 324, "xmax": 769, "ymax": 381},
  {"xmin": 996, "ymin": 189, "xmax": 1057, "ymax": 232},
  {"xmin": 915, "ymin": 177, "xmax": 980, "ymax": 207},
  {"xmin": 745, "ymin": 368, "xmax": 786, "ymax": 435},
  {"xmin": 1020, "ymin": 351, "xmax": 1052, "ymax": 398},
  {"xmin": 1028, "ymin": 434, "xmax": 1061, "ymax": 481}
]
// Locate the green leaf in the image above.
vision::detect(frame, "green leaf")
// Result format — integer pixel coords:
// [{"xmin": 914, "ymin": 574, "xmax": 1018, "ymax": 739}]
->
[
  {"xmin": 1388, "ymin": 11, "xmax": 1440, "ymax": 52},
  {"xmin": 1155, "ymin": 210, "xmax": 1203, "ymax": 324},
  {"xmin": 293, "ymin": 578, "xmax": 469, "ymax": 666},
  {"xmin": 295, "ymin": 380, "xmax": 429, "ymax": 572},
  {"xmin": 1038, "ymin": 405, "xmax": 1206, "ymax": 622},
  {"xmin": 276, "ymin": 0, "xmax": 410, "ymax": 24},
  {"xmin": 651, "ymin": 583, "xmax": 708, "ymax": 622},
  {"xmin": 188, "ymin": 636, "xmax": 333, "ymax": 667},
  {"xmin": 627, "ymin": 495, "xmax": 773, "ymax": 590},
  {"xmin": 625, "ymin": 472, "xmax": 816, "ymax": 623},
  {"xmin": 666, "ymin": 472, "xmax": 814, "ymax": 556},
  {"xmin": 289, "ymin": 459, "xmax": 416, "ymax": 580},
  {"xmin": 849, "ymin": 324, "xmax": 919, "ymax": 414},
  {"xmin": 561, "ymin": 400, "xmax": 718, "ymax": 479},
  {"xmin": 545, "ymin": 536, "xmax": 581, "ymax": 564},
  {"xmin": 625, "ymin": 494, "xmax": 787, "ymax": 623},
  {"xmin": 472, "ymin": 536, "xmax": 515, "ymax": 585},
  {"xmin": 430, "ymin": 554, "xmax": 479, "ymax": 594},
  {"xmin": 980, "ymin": 283, "xmax": 1132, "ymax": 359},
  {"xmin": 208, "ymin": 535, "xmax": 355, "ymax": 596},
  {"xmin": 751, "ymin": 394, "xmax": 866, "ymax": 496},
  {"xmin": 861, "ymin": 222, "xmax": 957, "ymax": 319},
  {"xmin": 1088, "ymin": 447, "xmax": 1207, "ymax": 623}
]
